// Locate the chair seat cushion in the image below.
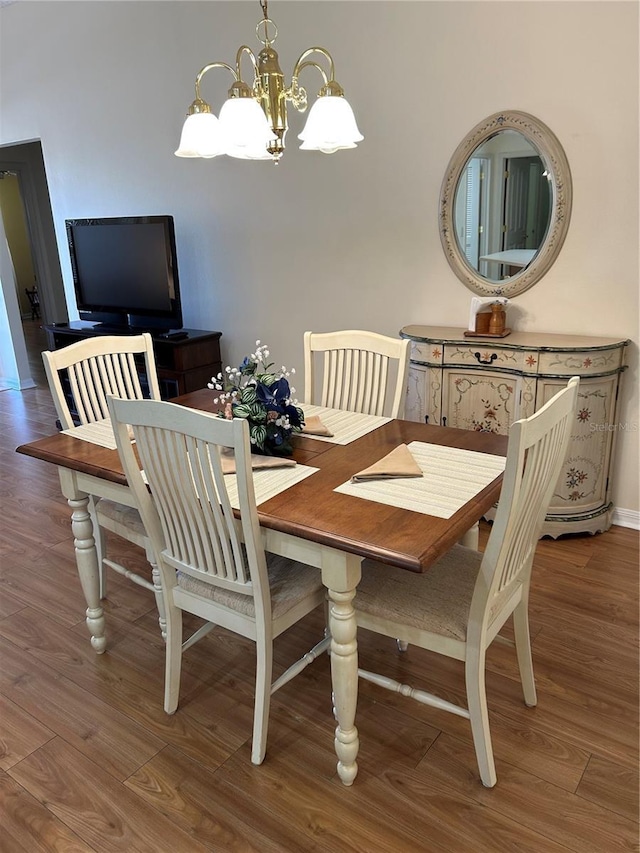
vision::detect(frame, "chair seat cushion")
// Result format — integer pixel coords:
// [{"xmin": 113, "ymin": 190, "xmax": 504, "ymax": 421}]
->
[
  {"xmin": 97, "ymin": 499, "xmax": 147, "ymax": 537},
  {"xmin": 177, "ymin": 552, "xmax": 324, "ymax": 620},
  {"xmin": 356, "ymin": 544, "xmax": 482, "ymax": 641}
]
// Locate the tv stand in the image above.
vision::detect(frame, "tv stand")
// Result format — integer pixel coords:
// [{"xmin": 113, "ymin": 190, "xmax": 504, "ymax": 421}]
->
[
  {"xmin": 91, "ymin": 323, "xmax": 137, "ymax": 333},
  {"xmin": 44, "ymin": 321, "xmax": 222, "ymax": 400}
]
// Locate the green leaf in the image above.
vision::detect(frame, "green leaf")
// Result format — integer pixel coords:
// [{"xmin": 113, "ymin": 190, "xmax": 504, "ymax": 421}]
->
[
  {"xmin": 250, "ymin": 424, "xmax": 267, "ymax": 449},
  {"xmin": 241, "ymin": 386, "xmax": 257, "ymax": 404},
  {"xmin": 248, "ymin": 404, "xmax": 267, "ymax": 422},
  {"xmin": 232, "ymin": 403, "xmax": 252, "ymax": 419}
]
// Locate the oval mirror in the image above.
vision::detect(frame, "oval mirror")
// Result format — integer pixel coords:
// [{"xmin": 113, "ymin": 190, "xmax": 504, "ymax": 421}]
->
[{"xmin": 439, "ymin": 111, "xmax": 572, "ymax": 297}]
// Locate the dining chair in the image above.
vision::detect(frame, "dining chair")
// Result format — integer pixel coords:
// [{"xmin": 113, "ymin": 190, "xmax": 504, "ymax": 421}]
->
[
  {"xmin": 354, "ymin": 376, "xmax": 580, "ymax": 787},
  {"xmin": 303, "ymin": 330, "xmax": 411, "ymax": 419},
  {"xmin": 25, "ymin": 286, "xmax": 40, "ymax": 320},
  {"xmin": 107, "ymin": 395, "xmax": 331, "ymax": 765},
  {"xmin": 42, "ymin": 333, "xmax": 166, "ymax": 634}
]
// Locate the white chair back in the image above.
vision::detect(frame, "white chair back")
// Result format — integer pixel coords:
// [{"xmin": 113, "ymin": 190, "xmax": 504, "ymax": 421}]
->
[
  {"xmin": 108, "ymin": 398, "xmax": 271, "ymax": 616},
  {"xmin": 303, "ymin": 330, "xmax": 410, "ymax": 418},
  {"xmin": 43, "ymin": 333, "xmax": 160, "ymax": 428},
  {"xmin": 471, "ymin": 376, "xmax": 580, "ymax": 641}
]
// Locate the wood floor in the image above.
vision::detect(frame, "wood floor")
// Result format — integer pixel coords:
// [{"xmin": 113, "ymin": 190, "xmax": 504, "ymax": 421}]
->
[{"xmin": 1, "ymin": 320, "xmax": 638, "ymax": 852}]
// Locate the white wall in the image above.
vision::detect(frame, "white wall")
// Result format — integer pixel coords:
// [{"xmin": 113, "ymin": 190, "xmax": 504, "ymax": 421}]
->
[{"xmin": 1, "ymin": 1, "xmax": 638, "ymax": 513}]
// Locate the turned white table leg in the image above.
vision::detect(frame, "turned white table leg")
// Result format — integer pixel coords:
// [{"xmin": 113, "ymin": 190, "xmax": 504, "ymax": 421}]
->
[
  {"xmin": 59, "ymin": 471, "xmax": 106, "ymax": 654},
  {"xmin": 321, "ymin": 549, "xmax": 362, "ymax": 786}
]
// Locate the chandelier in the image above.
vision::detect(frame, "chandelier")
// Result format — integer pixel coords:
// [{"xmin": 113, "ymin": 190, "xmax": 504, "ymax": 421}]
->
[{"xmin": 175, "ymin": 0, "xmax": 363, "ymax": 163}]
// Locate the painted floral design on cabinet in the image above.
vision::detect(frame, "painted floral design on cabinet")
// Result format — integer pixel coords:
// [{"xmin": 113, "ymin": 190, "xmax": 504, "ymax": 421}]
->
[
  {"xmin": 450, "ymin": 376, "xmax": 516, "ymax": 434},
  {"xmin": 551, "ymin": 386, "xmax": 614, "ymax": 509}
]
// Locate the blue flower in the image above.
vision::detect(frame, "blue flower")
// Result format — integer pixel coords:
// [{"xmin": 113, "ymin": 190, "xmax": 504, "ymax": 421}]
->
[
  {"xmin": 282, "ymin": 403, "xmax": 303, "ymax": 428},
  {"xmin": 239, "ymin": 356, "xmax": 256, "ymax": 376},
  {"xmin": 256, "ymin": 377, "xmax": 291, "ymax": 411}
]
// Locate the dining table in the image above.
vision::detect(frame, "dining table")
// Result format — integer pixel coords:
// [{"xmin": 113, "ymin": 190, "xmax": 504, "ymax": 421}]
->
[{"xmin": 16, "ymin": 387, "xmax": 508, "ymax": 786}]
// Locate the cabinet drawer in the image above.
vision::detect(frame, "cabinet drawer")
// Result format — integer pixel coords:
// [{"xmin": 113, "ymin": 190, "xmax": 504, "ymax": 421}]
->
[
  {"xmin": 537, "ymin": 347, "xmax": 625, "ymax": 377},
  {"xmin": 409, "ymin": 341, "xmax": 444, "ymax": 365},
  {"xmin": 443, "ymin": 343, "xmax": 529, "ymax": 372}
]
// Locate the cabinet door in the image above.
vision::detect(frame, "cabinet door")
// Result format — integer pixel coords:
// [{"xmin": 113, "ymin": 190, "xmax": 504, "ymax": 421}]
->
[
  {"xmin": 538, "ymin": 375, "xmax": 619, "ymax": 516},
  {"xmin": 441, "ymin": 370, "xmax": 521, "ymax": 433},
  {"xmin": 406, "ymin": 364, "xmax": 427, "ymax": 423},
  {"xmin": 406, "ymin": 364, "xmax": 443, "ymax": 424}
]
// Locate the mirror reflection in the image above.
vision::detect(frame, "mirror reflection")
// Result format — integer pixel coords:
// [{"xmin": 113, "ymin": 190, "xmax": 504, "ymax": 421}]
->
[
  {"xmin": 439, "ymin": 111, "xmax": 572, "ymax": 298},
  {"xmin": 454, "ymin": 130, "xmax": 552, "ymax": 282}
]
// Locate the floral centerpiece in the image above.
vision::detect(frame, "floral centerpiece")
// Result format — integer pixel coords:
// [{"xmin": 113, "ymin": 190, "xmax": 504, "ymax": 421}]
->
[{"xmin": 208, "ymin": 341, "xmax": 305, "ymax": 456}]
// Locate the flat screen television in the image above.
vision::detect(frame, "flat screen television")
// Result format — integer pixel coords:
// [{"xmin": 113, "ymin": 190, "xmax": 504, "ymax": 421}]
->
[{"xmin": 65, "ymin": 215, "xmax": 183, "ymax": 331}]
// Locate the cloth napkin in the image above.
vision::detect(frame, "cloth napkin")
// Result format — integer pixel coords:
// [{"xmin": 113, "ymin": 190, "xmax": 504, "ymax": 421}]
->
[
  {"xmin": 219, "ymin": 448, "xmax": 297, "ymax": 475},
  {"xmin": 351, "ymin": 443, "xmax": 423, "ymax": 483},
  {"xmin": 301, "ymin": 415, "xmax": 334, "ymax": 437}
]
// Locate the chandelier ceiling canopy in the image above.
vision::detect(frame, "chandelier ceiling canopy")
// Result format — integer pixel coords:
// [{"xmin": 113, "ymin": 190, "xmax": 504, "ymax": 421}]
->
[{"xmin": 175, "ymin": 0, "xmax": 363, "ymax": 164}]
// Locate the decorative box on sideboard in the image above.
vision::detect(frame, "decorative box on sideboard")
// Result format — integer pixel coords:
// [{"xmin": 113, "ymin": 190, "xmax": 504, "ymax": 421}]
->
[{"xmin": 400, "ymin": 325, "xmax": 629, "ymax": 537}]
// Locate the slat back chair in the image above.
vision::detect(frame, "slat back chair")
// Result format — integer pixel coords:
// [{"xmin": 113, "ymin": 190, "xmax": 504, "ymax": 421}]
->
[
  {"xmin": 42, "ymin": 333, "xmax": 160, "ymax": 429},
  {"xmin": 355, "ymin": 376, "xmax": 580, "ymax": 787},
  {"xmin": 108, "ymin": 396, "xmax": 330, "ymax": 765},
  {"xmin": 303, "ymin": 330, "xmax": 411, "ymax": 418},
  {"xmin": 42, "ymin": 334, "xmax": 166, "ymax": 634},
  {"xmin": 25, "ymin": 287, "xmax": 40, "ymax": 320}
]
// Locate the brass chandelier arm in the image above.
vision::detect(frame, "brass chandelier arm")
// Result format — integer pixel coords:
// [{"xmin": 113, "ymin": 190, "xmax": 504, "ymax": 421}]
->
[
  {"xmin": 193, "ymin": 61, "xmax": 237, "ymax": 108},
  {"xmin": 292, "ymin": 47, "xmax": 336, "ymax": 84},
  {"xmin": 293, "ymin": 60, "xmax": 329, "ymax": 87},
  {"xmin": 193, "ymin": 50, "xmax": 260, "ymax": 107},
  {"xmin": 234, "ymin": 45, "xmax": 259, "ymax": 84},
  {"xmin": 195, "ymin": 61, "xmax": 236, "ymax": 88}
]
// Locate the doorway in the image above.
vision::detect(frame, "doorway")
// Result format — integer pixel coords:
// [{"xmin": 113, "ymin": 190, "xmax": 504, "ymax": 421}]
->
[
  {"xmin": 0, "ymin": 139, "xmax": 67, "ymax": 388},
  {"xmin": 502, "ymin": 155, "xmax": 551, "ymax": 252},
  {"xmin": 0, "ymin": 170, "xmax": 38, "ymax": 320}
]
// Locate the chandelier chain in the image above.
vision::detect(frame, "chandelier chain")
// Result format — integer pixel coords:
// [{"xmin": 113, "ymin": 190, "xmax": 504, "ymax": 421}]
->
[{"xmin": 259, "ymin": 0, "xmax": 268, "ymax": 21}]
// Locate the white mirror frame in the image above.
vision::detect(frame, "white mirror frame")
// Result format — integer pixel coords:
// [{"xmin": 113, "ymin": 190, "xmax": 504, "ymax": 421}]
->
[{"xmin": 439, "ymin": 110, "xmax": 572, "ymax": 298}]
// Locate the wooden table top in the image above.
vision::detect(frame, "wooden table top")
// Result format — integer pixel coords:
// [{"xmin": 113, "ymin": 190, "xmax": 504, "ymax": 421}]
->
[{"xmin": 16, "ymin": 388, "xmax": 508, "ymax": 573}]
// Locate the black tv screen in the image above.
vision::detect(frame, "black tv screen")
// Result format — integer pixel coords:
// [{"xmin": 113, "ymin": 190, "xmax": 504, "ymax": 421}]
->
[{"xmin": 65, "ymin": 215, "xmax": 182, "ymax": 330}]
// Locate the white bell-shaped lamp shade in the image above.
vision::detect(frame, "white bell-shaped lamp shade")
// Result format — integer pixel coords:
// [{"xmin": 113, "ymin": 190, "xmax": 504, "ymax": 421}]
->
[
  {"xmin": 226, "ymin": 143, "xmax": 274, "ymax": 161},
  {"xmin": 298, "ymin": 95, "xmax": 363, "ymax": 154},
  {"xmin": 174, "ymin": 112, "xmax": 226, "ymax": 158},
  {"xmin": 218, "ymin": 97, "xmax": 276, "ymax": 160}
]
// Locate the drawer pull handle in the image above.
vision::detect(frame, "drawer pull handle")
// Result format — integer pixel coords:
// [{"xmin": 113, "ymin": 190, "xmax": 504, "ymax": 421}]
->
[{"xmin": 474, "ymin": 351, "xmax": 498, "ymax": 365}]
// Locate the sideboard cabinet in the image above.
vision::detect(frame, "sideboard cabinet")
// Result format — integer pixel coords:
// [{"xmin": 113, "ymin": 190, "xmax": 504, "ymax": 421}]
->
[{"xmin": 400, "ymin": 325, "xmax": 629, "ymax": 537}]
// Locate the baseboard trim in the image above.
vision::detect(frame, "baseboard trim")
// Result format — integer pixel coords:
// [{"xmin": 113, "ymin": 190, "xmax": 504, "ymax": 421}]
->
[
  {"xmin": 612, "ymin": 507, "xmax": 640, "ymax": 530},
  {"xmin": 0, "ymin": 376, "xmax": 37, "ymax": 391}
]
